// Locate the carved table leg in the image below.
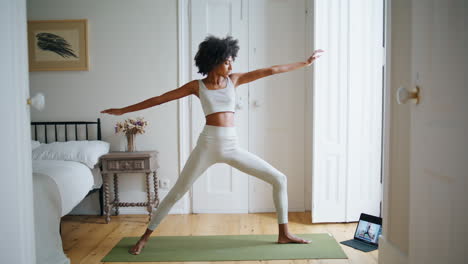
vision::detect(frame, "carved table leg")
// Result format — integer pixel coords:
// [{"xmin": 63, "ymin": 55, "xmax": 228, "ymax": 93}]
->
[
  {"xmin": 113, "ymin": 173, "xmax": 119, "ymax": 215},
  {"xmin": 103, "ymin": 173, "xmax": 111, "ymax": 223},
  {"xmin": 153, "ymin": 170, "xmax": 159, "ymax": 207},
  {"xmin": 145, "ymin": 172, "xmax": 152, "ymax": 222}
]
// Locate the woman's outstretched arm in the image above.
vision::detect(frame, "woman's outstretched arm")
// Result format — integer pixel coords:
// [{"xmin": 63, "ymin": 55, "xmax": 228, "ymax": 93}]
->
[
  {"xmin": 230, "ymin": 49, "xmax": 324, "ymax": 87},
  {"xmin": 101, "ymin": 80, "xmax": 197, "ymax": 115}
]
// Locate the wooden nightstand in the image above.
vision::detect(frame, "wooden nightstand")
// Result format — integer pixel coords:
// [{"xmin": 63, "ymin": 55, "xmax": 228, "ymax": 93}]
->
[{"xmin": 100, "ymin": 151, "xmax": 159, "ymax": 223}]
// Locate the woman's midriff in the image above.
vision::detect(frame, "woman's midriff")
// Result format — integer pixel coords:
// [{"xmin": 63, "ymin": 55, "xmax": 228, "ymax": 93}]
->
[{"xmin": 205, "ymin": 112, "xmax": 235, "ymax": 127}]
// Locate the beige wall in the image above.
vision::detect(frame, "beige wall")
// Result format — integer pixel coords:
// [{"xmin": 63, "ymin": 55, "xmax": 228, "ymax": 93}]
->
[
  {"xmin": 27, "ymin": 0, "xmax": 182, "ymax": 214},
  {"xmin": 387, "ymin": 0, "xmax": 411, "ymax": 255}
]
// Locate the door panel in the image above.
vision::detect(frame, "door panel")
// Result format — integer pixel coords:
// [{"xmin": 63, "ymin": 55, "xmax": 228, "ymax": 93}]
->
[
  {"xmin": 191, "ymin": 0, "xmax": 308, "ymax": 214},
  {"xmin": 409, "ymin": 0, "xmax": 468, "ymax": 262},
  {"xmin": 248, "ymin": 0, "xmax": 306, "ymax": 212},
  {"xmin": 312, "ymin": 0, "xmax": 383, "ymax": 223},
  {"xmin": 191, "ymin": 0, "xmax": 249, "ymax": 213},
  {"xmin": 346, "ymin": 0, "xmax": 383, "ymax": 221}
]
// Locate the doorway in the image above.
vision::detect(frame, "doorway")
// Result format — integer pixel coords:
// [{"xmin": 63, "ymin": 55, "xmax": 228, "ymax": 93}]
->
[{"xmin": 178, "ymin": 0, "xmax": 384, "ymax": 222}]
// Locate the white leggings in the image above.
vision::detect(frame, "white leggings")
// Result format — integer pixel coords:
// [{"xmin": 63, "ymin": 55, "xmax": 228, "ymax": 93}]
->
[{"xmin": 148, "ymin": 125, "xmax": 288, "ymax": 231}]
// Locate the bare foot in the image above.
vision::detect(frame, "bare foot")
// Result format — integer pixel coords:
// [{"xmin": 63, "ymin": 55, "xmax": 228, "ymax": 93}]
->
[
  {"xmin": 128, "ymin": 237, "xmax": 149, "ymax": 255},
  {"xmin": 277, "ymin": 233, "xmax": 311, "ymax": 244}
]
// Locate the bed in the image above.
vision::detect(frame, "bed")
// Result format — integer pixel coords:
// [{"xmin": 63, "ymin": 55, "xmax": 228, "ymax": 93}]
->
[{"xmin": 31, "ymin": 119, "xmax": 109, "ymax": 264}]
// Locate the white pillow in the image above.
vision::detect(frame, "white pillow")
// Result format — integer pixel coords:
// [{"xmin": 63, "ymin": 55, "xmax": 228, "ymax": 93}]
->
[
  {"xmin": 32, "ymin": 140, "xmax": 110, "ymax": 168},
  {"xmin": 31, "ymin": 140, "xmax": 41, "ymax": 150}
]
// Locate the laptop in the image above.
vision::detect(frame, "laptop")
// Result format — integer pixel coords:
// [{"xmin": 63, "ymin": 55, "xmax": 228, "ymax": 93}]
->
[{"xmin": 340, "ymin": 213, "xmax": 383, "ymax": 252}]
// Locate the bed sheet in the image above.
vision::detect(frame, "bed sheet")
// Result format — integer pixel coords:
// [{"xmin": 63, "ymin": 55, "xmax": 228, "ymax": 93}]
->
[
  {"xmin": 32, "ymin": 160, "xmax": 94, "ymax": 216},
  {"xmin": 32, "ymin": 160, "xmax": 95, "ymax": 264},
  {"xmin": 91, "ymin": 166, "xmax": 103, "ymax": 190}
]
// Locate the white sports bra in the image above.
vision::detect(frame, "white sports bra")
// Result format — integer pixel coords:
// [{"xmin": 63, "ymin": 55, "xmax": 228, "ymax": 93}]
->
[{"xmin": 198, "ymin": 77, "xmax": 236, "ymax": 117}]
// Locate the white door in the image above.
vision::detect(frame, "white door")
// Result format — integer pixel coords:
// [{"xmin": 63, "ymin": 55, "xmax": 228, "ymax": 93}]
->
[
  {"xmin": 191, "ymin": 0, "xmax": 250, "ymax": 213},
  {"xmin": 0, "ymin": 0, "xmax": 36, "ymax": 262},
  {"xmin": 191, "ymin": 0, "xmax": 307, "ymax": 213},
  {"xmin": 312, "ymin": 0, "xmax": 384, "ymax": 223},
  {"xmin": 247, "ymin": 0, "xmax": 307, "ymax": 213},
  {"xmin": 408, "ymin": 0, "xmax": 468, "ymax": 262}
]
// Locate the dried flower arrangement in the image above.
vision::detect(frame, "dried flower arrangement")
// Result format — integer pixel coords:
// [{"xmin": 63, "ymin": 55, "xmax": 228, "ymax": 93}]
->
[{"xmin": 114, "ymin": 117, "xmax": 148, "ymax": 151}]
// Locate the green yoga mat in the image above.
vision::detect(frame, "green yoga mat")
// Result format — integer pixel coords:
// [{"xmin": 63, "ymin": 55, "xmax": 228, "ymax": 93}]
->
[{"xmin": 102, "ymin": 233, "xmax": 348, "ymax": 262}]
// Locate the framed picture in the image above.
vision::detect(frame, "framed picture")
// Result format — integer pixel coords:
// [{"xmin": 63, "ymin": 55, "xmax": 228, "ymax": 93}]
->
[{"xmin": 28, "ymin": 19, "xmax": 89, "ymax": 71}]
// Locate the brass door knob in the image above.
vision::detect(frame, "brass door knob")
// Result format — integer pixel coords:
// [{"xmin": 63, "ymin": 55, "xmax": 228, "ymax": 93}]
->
[{"xmin": 396, "ymin": 86, "xmax": 420, "ymax": 104}]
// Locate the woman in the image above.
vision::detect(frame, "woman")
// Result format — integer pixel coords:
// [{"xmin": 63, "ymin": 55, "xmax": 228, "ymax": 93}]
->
[{"xmin": 101, "ymin": 35, "xmax": 324, "ymax": 255}]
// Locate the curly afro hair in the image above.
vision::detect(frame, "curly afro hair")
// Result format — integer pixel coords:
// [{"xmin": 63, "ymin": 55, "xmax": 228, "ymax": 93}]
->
[{"xmin": 194, "ymin": 35, "xmax": 239, "ymax": 76}]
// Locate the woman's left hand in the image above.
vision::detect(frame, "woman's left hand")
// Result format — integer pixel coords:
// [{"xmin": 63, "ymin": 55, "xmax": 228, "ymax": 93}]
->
[{"xmin": 306, "ymin": 49, "xmax": 325, "ymax": 66}]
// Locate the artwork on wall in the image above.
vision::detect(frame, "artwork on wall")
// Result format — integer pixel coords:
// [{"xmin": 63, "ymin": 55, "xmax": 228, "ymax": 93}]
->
[{"xmin": 27, "ymin": 19, "xmax": 89, "ymax": 71}]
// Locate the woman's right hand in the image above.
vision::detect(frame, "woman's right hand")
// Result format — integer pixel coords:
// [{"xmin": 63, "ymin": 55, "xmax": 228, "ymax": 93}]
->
[
  {"xmin": 100, "ymin": 108, "xmax": 125, "ymax": 115},
  {"xmin": 306, "ymin": 49, "xmax": 325, "ymax": 66}
]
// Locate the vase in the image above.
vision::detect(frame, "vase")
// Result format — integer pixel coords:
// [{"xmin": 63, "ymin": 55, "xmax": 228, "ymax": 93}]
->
[{"xmin": 126, "ymin": 133, "xmax": 136, "ymax": 152}]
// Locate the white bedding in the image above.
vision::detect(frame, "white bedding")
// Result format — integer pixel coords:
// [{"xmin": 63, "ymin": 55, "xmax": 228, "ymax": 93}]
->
[
  {"xmin": 91, "ymin": 167, "xmax": 103, "ymax": 190},
  {"xmin": 32, "ymin": 160, "xmax": 96, "ymax": 264},
  {"xmin": 33, "ymin": 160, "xmax": 94, "ymax": 216}
]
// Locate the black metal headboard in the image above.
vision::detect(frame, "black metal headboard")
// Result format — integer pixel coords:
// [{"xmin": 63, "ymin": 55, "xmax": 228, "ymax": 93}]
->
[{"xmin": 31, "ymin": 118, "xmax": 101, "ymax": 143}]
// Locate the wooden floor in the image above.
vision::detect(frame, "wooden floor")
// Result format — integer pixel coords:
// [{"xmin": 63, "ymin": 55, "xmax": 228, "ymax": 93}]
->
[{"xmin": 61, "ymin": 212, "xmax": 378, "ymax": 264}]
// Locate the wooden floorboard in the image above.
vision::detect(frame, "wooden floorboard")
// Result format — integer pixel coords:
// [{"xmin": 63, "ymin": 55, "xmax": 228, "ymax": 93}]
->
[{"xmin": 60, "ymin": 212, "xmax": 378, "ymax": 264}]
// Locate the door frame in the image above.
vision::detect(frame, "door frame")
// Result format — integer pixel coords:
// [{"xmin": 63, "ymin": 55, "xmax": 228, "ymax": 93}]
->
[
  {"xmin": 177, "ymin": 0, "xmax": 193, "ymax": 214},
  {"xmin": 178, "ymin": 2, "xmax": 400, "ymax": 262},
  {"xmin": 305, "ymin": 0, "xmax": 315, "ymax": 214},
  {"xmin": 378, "ymin": 0, "xmax": 409, "ymax": 263}
]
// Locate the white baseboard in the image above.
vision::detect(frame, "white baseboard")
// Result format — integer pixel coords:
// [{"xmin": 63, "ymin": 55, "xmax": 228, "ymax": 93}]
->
[
  {"xmin": 193, "ymin": 210, "xmax": 248, "ymax": 214},
  {"xmin": 119, "ymin": 207, "xmax": 305, "ymax": 215},
  {"xmin": 378, "ymin": 235, "xmax": 408, "ymax": 264},
  {"xmin": 288, "ymin": 207, "xmax": 306, "ymax": 212},
  {"xmin": 250, "ymin": 207, "xmax": 306, "ymax": 213},
  {"xmin": 118, "ymin": 206, "xmax": 186, "ymax": 215}
]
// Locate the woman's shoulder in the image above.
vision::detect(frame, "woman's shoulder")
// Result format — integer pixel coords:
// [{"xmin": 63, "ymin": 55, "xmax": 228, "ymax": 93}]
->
[
  {"xmin": 176, "ymin": 80, "xmax": 201, "ymax": 97},
  {"xmin": 187, "ymin": 79, "xmax": 202, "ymax": 97},
  {"xmin": 185, "ymin": 79, "xmax": 203, "ymax": 88}
]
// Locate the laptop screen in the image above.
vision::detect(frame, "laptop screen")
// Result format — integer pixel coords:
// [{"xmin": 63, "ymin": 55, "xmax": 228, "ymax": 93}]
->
[{"xmin": 353, "ymin": 213, "xmax": 383, "ymax": 245}]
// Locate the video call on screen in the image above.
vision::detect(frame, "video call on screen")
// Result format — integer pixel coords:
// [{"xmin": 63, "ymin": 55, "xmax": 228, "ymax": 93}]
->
[{"xmin": 355, "ymin": 220, "xmax": 382, "ymax": 243}]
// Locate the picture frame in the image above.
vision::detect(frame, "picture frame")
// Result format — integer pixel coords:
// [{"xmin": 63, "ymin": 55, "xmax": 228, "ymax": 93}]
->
[{"xmin": 27, "ymin": 19, "xmax": 89, "ymax": 71}]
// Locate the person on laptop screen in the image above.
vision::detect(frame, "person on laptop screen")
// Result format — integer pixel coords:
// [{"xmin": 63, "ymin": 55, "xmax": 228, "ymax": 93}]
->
[{"xmin": 356, "ymin": 220, "xmax": 380, "ymax": 243}]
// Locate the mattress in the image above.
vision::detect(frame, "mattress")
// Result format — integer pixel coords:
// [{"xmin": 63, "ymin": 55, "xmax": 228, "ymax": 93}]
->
[{"xmin": 32, "ymin": 160, "xmax": 94, "ymax": 216}]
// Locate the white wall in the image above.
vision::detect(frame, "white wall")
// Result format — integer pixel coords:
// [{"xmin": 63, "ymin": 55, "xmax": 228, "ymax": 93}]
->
[{"xmin": 27, "ymin": 0, "xmax": 185, "ymax": 214}]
